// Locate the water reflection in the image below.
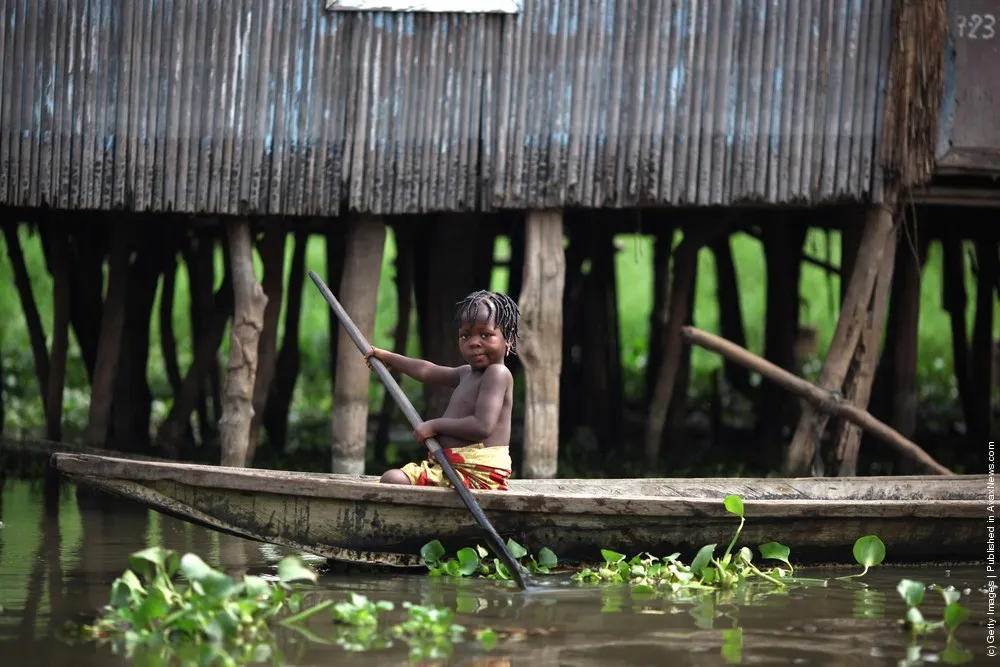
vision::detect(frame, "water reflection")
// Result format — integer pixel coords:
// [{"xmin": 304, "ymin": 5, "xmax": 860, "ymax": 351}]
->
[{"xmin": 0, "ymin": 475, "xmax": 988, "ymax": 666}]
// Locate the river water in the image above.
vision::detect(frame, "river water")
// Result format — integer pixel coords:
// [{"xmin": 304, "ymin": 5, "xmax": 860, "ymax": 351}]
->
[{"xmin": 0, "ymin": 474, "xmax": 991, "ymax": 666}]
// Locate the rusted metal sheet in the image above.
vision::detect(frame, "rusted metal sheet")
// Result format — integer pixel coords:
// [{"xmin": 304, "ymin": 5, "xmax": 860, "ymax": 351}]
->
[
  {"xmin": 935, "ymin": 0, "xmax": 1000, "ymax": 174},
  {"xmin": 0, "ymin": 0, "xmax": 355, "ymax": 215},
  {"xmin": 0, "ymin": 0, "xmax": 898, "ymax": 215},
  {"xmin": 326, "ymin": 0, "xmax": 521, "ymax": 13},
  {"xmin": 489, "ymin": 0, "xmax": 893, "ymax": 208}
]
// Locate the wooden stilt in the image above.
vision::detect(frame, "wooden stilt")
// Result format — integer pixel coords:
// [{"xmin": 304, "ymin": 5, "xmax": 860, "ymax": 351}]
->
[
  {"xmin": 375, "ymin": 225, "xmax": 414, "ymax": 463},
  {"xmin": 414, "ymin": 215, "xmax": 484, "ymax": 419},
  {"xmin": 942, "ymin": 235, "xmax": 974, "ymax": 435},
  {"xmin": 883, "ymin": 217, "xmax": 930, "ymax": 472},
  {"xmin": 85, "ymin": 221, "xmax": 130, "ymax": 446},
  {"xmin": 582, "ymin": 224, "xmax": 623, "ymax": 446},
  {"xmin": 326, "ymin": 225, "xmax": 348, "ymax": 409},
  {"xmin": 218, "ymin": 219, "xmax": 269, "ymax": 468},
  {"xmin": 111, "ymin": 234, "xmax": 166, "ymax": 450},
  {"xmin": 156, "ymin": 269, "xmax": 233, "ymax": 456},
  {"xmin": 263, "ymin": 231, "xmax": 309, "ymax": 453},
  {"xmin": 784, "ymin": 203, "xmax": 896, "ymax": 476},
  {"xmin": 836, "ymin": 223, "xmax": 899, "ymax": 476},
  {"xmin": 644, "ymin": 223, "xmax": 717, "ymax": 470},
  {"xmin": 3, "ymin": 223, "xmax": 51, "ymax": 415},
  {"xmin": 43, "ymin": 229, "xmax": 70, "ymax": 443},
  {"xmin": 330, "ymin": 215, "xmax": 386, "ymax": 475},
  {"xmin": 67, "ymin": 230, "xmax": 106, "ymax": 384},
  {"xmin": 518, "ymin": 210, "xmax": 565, "ymax": 479},
  {"xmin": 183, "ymin": 232, "xmax": 220, "ymax": 438},
  {"xmin": 246, "ymin": 227, "xmax": 287, "ymax": 464},
  {"xmin": 759, "ymin": 216, "xmax": 807, "ymax": 454},
  {"xmin": 971, "ymin": 235, "xmax": 998, "ymax": 448},
  {"xmin": 710, "ymin": 231, "xmax": 752, "ymax": 397},
  {"xmin": 645, "ymin": 223, "xmax": 675, "ymax": 408}
]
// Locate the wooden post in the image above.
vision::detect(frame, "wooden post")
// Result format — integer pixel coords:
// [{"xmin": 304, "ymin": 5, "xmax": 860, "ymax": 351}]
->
[
  {"xmin": 883, "ymin": 219, "xmax": 930, "ymax": 471},
  {"xmin": 219, "ymin": 219, "xmax": 269, "ymax": 468},
  {"xmin": 644, "ymin": 223, "xmax": 675, "ymax": 408},
  {"xmin": 246, "ymin": 227, "xmax": 287, "ymax": 464},
  {"xmin": 784, "ymin": 203, "xmax": 896, "ymax": 476},
  {"xmin": 375, "ymin": 225, "xmax": 414, "ymax": 463},
  {"xmin": 644, "ymin": 223, "xmax": 717, "ymax": 470},
  {"xmin": 44, "ymin": 230, "xmax": 71, "ymax": 443},
  {"xmin": 759, "ymin": 216, "xmax": 807, "ymax": 454},
  {"xmin": 263, "ymin": 231, "xmax": 309, "ymax": 452},
  {"xmin": 836, "ymin": 224, "xmax": 899, "ymax": 476},
  {"xmin": 330, "ymin": 215, "xmax": 386, "ymax": 475},
  {"xmin": 971, "ymin": 236, "xmax": 998, "ymax": 447},
  {"xmin": 518, "ymin": 211, "xmax": 565, "ymax": 479},
  {"xmin": 85, "ymin": 222, "xmax": 130, "ymax": 446}
]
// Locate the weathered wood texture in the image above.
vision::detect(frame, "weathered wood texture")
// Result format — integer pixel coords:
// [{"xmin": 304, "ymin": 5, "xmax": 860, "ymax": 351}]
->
[
  {"xmin": 218, "ymin": 220, "xmax": 269, "ymax": 468},
  {"xmin": 330, "ymin": 216, "xmax": 386, "ymax": 474},
  {"xmin": 784, "ymin": 205, "xmax": 896, "ymax": 476},
  {"xmin": 53, "ymin": 454, "xmax": 985, "ymax": 569},
  {"xmin": 0, "ymin": 0, "xmax": 916, "ymax": 215},
  {"xmin": 518, "ymin": 211, "xmax": 565, "ymax": 479}
]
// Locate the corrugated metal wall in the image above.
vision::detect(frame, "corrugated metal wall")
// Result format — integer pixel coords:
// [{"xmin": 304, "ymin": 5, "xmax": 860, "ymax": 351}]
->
[{"xmin": 0, "ymin": 0, "xmax": 892, "ymax": 216}]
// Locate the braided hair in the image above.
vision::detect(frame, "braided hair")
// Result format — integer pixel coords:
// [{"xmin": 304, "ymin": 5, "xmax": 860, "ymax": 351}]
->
[{"xmin": 454, "ymin": 290, "xmax": 521, "ymax": 355}]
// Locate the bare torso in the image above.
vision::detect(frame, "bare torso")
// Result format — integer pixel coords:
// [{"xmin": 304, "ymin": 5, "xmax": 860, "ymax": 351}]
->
[{"xmin": 437, "ymin": 366, "xmax": 513, "ymax": 448}]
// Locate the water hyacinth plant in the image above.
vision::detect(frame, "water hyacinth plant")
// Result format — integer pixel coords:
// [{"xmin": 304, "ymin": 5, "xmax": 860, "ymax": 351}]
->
[
  {"xmin": 419, "ymin": 537, "xmax": 559, "ymax": 579},
  {"xmin": 82, "ymin": 546, "xmax": 319, "ymax": 665}
]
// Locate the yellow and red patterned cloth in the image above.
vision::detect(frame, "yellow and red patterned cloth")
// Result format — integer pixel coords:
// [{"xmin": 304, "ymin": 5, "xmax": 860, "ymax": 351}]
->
[{"xmin": 400, "ymin": 443, "xmax": 512, "ymax": 491}]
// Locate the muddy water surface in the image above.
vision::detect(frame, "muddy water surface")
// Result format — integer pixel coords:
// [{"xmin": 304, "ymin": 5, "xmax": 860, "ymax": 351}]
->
[{"xmin": 0, "ymin": 476, "xmax": 990, "ymax": 666}]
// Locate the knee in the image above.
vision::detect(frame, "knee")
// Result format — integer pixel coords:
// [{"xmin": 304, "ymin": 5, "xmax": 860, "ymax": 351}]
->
[{"xmin": 379, "ymin": 469, "xmax": 411, "ymax": 485}]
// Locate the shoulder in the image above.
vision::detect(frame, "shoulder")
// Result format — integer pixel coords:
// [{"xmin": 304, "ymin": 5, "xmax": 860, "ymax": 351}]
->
[{"xmin": 482, "ymin": 363, "xmax": 513, "ymax": 385}]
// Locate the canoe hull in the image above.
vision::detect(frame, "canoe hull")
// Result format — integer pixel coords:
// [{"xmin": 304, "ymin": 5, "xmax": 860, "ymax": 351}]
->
[{"xmin": 54, "ymin": 453, "xmax": 986, "ymax": 568}]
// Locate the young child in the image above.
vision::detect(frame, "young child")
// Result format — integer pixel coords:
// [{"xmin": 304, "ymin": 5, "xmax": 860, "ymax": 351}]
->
[{"xmin": 363, "ymin": 290, "xmax": 519, "ymax": 491}]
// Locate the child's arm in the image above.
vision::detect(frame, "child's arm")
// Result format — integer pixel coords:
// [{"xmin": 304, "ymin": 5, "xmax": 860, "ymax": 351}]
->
[
  {"xmin": 365, "ymin": 347, "xmax": 463, "ymax": 388},
  {"xmin": 415, "ymin": 364, "xmax": 511, "ymax": 443}
]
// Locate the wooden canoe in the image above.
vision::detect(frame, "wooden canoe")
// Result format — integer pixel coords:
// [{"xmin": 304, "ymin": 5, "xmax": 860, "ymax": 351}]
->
[{"xmin": 52, "ymin": 453, "xmax": 986, "ymax": 568}]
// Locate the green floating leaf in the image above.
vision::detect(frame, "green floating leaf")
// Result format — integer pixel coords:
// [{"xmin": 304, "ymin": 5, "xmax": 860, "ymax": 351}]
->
[
  {"xmin": 758, "ymin": 542, "xmax": 791, "ymax": 565},
  {"xmin": 897, "ymin": 579, "xmax": 925, "ymax": 608},
  {"xmin": 129, "ymin": 546, "xmax": 180, "ymax": 581},
  {"xmin": 853, "ymin": 535, "xmax": 886, "ymax": 568},
  {"xmin": 691, "ymin": 544, "xmax": 716, "ymax": 576},
  {"xmin": 944, "ymin": 602, "xmax": 970, "ymax": 631},
  {"xmin": 506, "ymin": 539, "xmax": 528, "ymax": 560},
  {"xmin": 537, "ymin": 547, "xmax": 558, "ymax": 569},
  {"xmin": 723, "ymin": 495, "xmax": 744, "ymax": 518},
  {"xmin": 278, "ymin": 555, "xmax": 318, "ymax": 585},
  {"xmin": 180, "ymin": 553, "xmax": 215, "ymax": 582},
  {"xmin": 420, "ymin": 540, "xmax": 446, "ymax": 565},
  {"xmin": 456, "ymin": 548, "xmax": 480, "ymax": 576},
  {"xmin": 601, "ymin": 549, "xmax": 626, "ymax": 565}
]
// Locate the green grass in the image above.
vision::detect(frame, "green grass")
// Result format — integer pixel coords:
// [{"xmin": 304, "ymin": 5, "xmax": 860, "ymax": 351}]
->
[{"xmin": 0, "ymin": 224, "xmax": 994, "ymax": 440}]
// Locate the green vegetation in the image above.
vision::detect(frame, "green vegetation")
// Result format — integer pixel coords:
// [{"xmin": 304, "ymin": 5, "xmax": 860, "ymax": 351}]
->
[
  {"xmin": 75, "ymin": 495, "xmax": 973, "ymax": 666},
  {"xmin": 1, "ymin": 225, "xmax": 994, "ymax": 463},
  {"xmin": 79, "ymin": 545, "xmax": 499, "ymax": 666}
]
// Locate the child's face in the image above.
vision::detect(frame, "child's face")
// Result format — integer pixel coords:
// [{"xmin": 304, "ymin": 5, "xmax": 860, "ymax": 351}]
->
[{"xmin": 457, "ymin": 307, "xmax": 509, "ymax": 370}]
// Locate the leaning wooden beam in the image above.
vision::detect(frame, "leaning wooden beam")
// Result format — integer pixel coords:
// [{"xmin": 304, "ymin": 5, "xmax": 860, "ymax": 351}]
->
[
  {"xmin": 836, "ymin": 223, "xmax": 899, "ymax": 476},
  {"xmin": 784, "ymin": 204, "xmax": 895, "ymax": 475},
  {"xmin": 679, "ymin": 326, "xmax": 953, "ymax": 476}
]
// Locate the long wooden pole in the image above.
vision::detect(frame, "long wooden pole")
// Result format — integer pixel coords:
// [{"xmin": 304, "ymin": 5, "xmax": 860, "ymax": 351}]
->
[
  {"xmin": 308, "ymin": 271, "xmax": 532, "ymax": 590},
  {"xmin": 680, "ymin": 326, "xmax": 954, "ymax": 476}
]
